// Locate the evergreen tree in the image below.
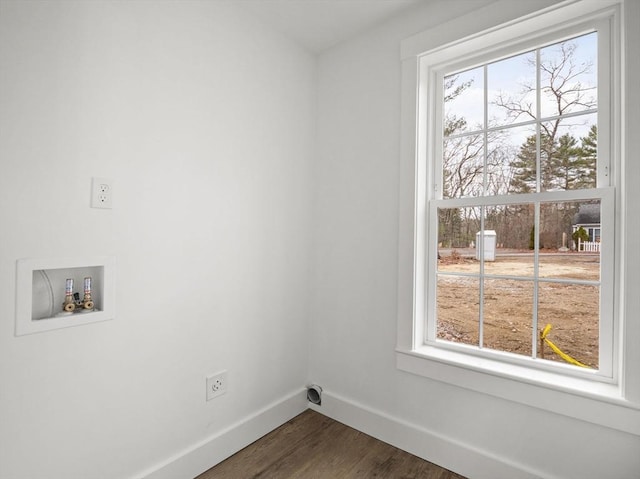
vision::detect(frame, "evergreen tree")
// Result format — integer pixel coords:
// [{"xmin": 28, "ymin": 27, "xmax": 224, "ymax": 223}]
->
[
  {"xmin": 510, "ymin": 135, "xmax": 537, "ymax": 193},
  {"xmin": 576, "ymin": 125, "xmax": 597, "ymax": 189},
  {"xmin": 509, "ymin": 133, "xmax": 557, "ymax": 193},
  {"xmin": 510, "ymin": 128, "xmax": 596, "ymax": 194},
  {"xmin": 553, "ymin": 133, "xmax": 582, "ymax": 190}
]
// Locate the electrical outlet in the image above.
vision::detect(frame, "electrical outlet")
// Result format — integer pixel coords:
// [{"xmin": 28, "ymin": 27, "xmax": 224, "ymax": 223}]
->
[
  {"xmin": 91, "ymin": 177, "xmax": 113, "ymax": 209},
  {"xmin": 206, "ymin": 370, "xmax": 227, "ymax": 401}
]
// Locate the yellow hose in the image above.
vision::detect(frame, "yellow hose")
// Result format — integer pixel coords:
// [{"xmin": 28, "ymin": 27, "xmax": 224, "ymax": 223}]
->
[
  {"xmin": 541, "ymin": 323, "xmax": 552, "ymax": 339},
  {"xmin": 540, "ymin": 324, "xmax": 590, "ymax": 368}
]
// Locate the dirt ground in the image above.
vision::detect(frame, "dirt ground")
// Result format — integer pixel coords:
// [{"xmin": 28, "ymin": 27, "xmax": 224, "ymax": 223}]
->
[{"xmin": 437, "ymin": 250, "xmax": 600, "ymax": 369}]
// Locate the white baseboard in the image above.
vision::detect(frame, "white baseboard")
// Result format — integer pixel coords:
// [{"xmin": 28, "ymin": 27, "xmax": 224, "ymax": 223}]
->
[
  {"xmin": 310, "ymin": 390, "xmax": 549, "ymax": 479},
  {"xmin": 135, "ymin": 388, "xmax": 308, "ymax": 479},
  {"xmin": 134, "ymin": 387, "xmax": 549, "ymax": 479}
]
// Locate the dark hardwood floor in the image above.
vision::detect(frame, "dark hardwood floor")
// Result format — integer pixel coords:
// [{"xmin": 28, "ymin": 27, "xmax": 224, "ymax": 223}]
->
[{"xmin": 196, "ymin": 409, "xmax": 466, "ymax": 478}]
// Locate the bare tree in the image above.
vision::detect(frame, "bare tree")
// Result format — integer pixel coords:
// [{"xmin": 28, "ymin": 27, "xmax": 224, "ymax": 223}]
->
[{"xmin": 494, "ymin": 41, "xmax": 596, "ymax": 128}]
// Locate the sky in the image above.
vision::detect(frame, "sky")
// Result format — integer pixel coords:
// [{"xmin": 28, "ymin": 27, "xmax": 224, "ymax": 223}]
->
[{"xmin": 444, "ymin": 31, "xmax": 598, "ymax": 146}]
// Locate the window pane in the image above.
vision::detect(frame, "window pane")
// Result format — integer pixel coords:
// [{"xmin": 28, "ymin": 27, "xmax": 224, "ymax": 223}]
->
[
  {"xmin": 488, "ymin": 125, "xmax": 536, "ymax": 195},
  {"xmin": 538, "ymin": 201, "xmax": 578, "ymax": 250},
  {"xmin": 540, "ymin": 114, "xmax": 597, "ymax": 191},
  {"xmin": 483, "ymin": 279, "xmax": 534, "ymax": 357},
  {"xmin": 438, "ymin": 204, "xmax": 538, "ymax": 275},
  {"xmin": 443, "ymin": 134, "xmax": 484, "ymax": 198},
  {"xmin": 437, "ymin": 275, "xmax": 479, "ymax": 347},
  {"xmin": 540, "ymin": 200, "xmax": 601, "ymax": 281},
  {"xmin": 488, "ymin": 51, "xmax": 537, "ymax": 126},
  {"xmin": 444, "ymin": 67, "xmax": 484, "ymax": 136},
  {"xmin": 538, "ymin": 283, "xmax": 599, "ymax": 369},
  {"xmin": 438, "ymin": 206, "xmax": 481, "ymax": 274},
  {"xmin": 540, "ymin": 32, "xmax": 598, "ymax": 119},
  {"xmin": 485, "ymin": 203, "xmax": 535, "ymax": 253}
]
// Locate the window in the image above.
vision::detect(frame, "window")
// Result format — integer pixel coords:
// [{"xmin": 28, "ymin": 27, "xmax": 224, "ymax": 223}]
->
[
  {"xmin": 432, "ymin": 29, "xmax": 613, "ymax": 377},
  {"xmin": 397, "ymin": 0, "xmax": 640, "ymax": 435}
]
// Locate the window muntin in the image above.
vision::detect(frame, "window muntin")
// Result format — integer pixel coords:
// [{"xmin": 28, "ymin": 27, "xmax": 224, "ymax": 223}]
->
[{"xmin": 429, "ymin": 29, "xmax": 612, "ymax": 377}]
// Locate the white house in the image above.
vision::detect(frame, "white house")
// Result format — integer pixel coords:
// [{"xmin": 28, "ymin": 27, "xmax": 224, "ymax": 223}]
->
[
  {"xmin": 1, "ymin": 1, "xmax": 639, "ymax": 478},
  {"xmin": 573, "ymin": 203, "xmax": 601, "ymax": 251}
]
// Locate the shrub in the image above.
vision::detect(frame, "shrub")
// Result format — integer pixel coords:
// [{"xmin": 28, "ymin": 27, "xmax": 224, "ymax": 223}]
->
[{"xmin": 572, "ymin": 226, "xmax": 589, "ymax": 248}]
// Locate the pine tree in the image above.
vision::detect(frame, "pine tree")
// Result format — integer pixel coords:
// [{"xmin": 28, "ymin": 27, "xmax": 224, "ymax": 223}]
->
[
  {"xmin": 576, "ymin": 125, "xmax": 597, "ymax": 189},
  {"xmin": 510, "ymin": 128, "xmax": 596, "ymax": 193},
  {"xmin": 509, "ymin": 133, "xmax": 557, "ymax": 193},
  {"xmin": 553, "ymin": 133, "xmax": 582, "ymax": 190},
  {"xmin": 510, "ymin": 135, "xmax": 538, "ymax": 193}
]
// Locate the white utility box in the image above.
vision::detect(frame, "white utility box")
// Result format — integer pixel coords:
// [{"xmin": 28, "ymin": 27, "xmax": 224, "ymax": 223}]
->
[{"xmin": 475, "ymin": 230, "xmax": 497, "ymax": 262}]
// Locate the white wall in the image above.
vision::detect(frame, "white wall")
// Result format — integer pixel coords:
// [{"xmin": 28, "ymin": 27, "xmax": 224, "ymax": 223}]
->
[
  {"xmin": 311, "ymin": 0, "xmax": 640, "ymax": 478},
  {"xmin": 0, "ymin": 1, "xmax": 315, "ymax": 478}
]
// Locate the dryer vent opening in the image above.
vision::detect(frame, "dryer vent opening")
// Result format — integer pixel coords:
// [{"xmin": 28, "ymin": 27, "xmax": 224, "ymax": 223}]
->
[{"xmin": 307, "ymin": 384, "xmax": 322, "ymax": 405}]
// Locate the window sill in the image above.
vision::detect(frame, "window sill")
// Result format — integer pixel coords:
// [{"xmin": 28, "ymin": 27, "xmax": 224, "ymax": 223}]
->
[{"xmin": 396, "ymin": 347, "xmax": 640, "ymax": 436}]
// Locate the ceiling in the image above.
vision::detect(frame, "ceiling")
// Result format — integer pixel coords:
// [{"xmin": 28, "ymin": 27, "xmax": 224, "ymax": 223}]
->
[{"xmin": 235, "ymin": 0, "xmax": 426, "ymax": 53}]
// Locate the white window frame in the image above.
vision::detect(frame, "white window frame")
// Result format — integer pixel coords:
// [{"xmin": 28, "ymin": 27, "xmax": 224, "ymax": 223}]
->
[
  {"xmin": 397, "ymin": 0, "xmax": 640, "ymax": 435},
  {"xmin": 428, "ymin": 22, "xmax": 613, "ymax": 377}
]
